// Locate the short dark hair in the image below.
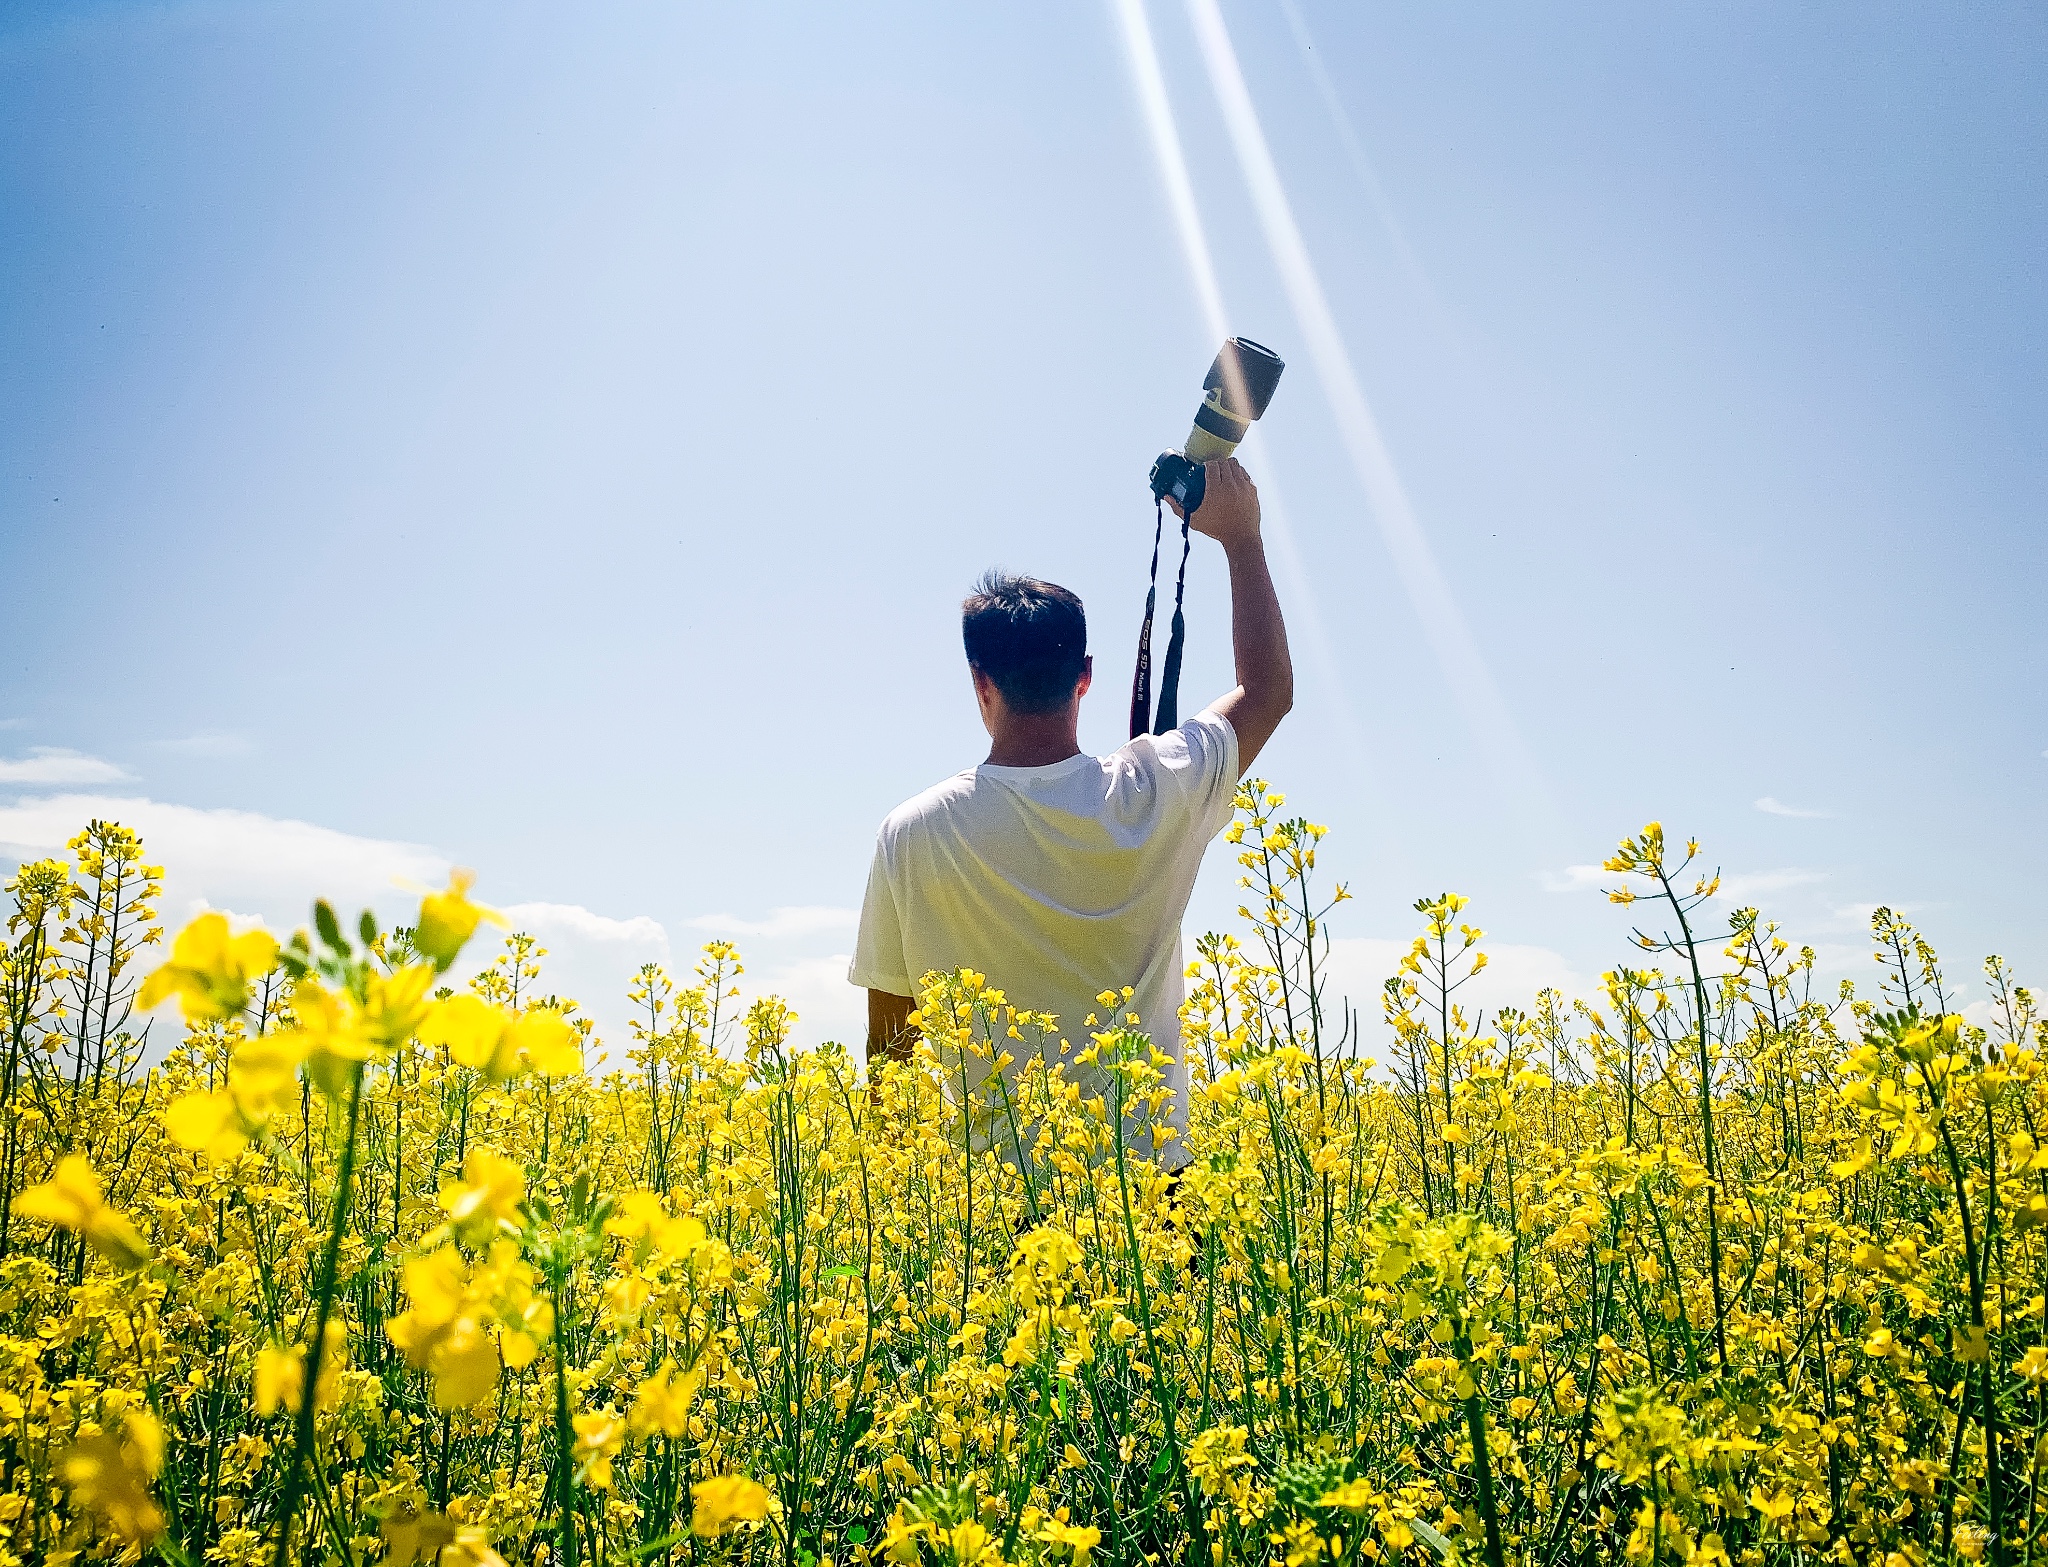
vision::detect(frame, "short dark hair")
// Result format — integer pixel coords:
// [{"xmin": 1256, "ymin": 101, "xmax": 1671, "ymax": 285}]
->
[{"xmin": 962, "ymin": 571, "xmax": 1088, "ymax": 715}]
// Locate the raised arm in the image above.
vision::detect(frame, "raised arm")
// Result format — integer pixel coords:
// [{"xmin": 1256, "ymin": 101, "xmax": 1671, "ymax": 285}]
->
[{"xmin": 1178, "ymin": 457, "xmax": 1293, "ymax": 774}]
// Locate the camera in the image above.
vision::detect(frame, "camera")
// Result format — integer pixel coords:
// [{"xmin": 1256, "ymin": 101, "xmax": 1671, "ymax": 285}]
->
[{"xmin": 1130, "ymin": 337, "xmax": 1285, "ymax": 739}]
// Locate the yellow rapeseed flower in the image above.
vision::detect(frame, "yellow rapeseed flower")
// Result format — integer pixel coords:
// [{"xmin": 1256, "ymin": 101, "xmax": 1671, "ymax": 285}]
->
[
  {"xmin": 419, "ymin": 993, "xmax": 521, "ymax": 1080},
  {"xmin": 383, "ymin": 1509, "xmax": 510, "ymax": 1567},
  {"xmin": 437, "ymin": 1146, "xmax": 526, "ymax": 1245},
  {"xmin": 1037, "ymin": 1516, "xmax": 1102, "ymax": 1565},
  {"xmin": 513, "ymin": 1007, "xmax": 583, "ymax": 1077},
  {"xmin": 691, "ymin": 1473, "xmax": 771, "ymax": 1536},
  {"xmin": 359, "ymin": 962, "xmax": 439, "ymax": 1052},
  {"xmin": 382, "ymin": 1509, "xmax": 459, "ymax": 1567},
  {"xmin": 57, "ymin": 1409, "xmax": 164, "ymax": 1543},
  {"xmin": 137, "ymin": 911, "xmax": 278, "ymax": 1022},
  {"xmin": 573, "ymin": 1407, "xmax": 627, "ymax": 1489},
  {"xmin": 440, "ymin": 1530, "xmax": 510, "ymax": 1567},
  {"xmin": 164, "ymin": 1027, "xmax": 314, "ymax": 1159},
  {"xmin": 253, "ymin": 1323, "xmax": 346, "ymax": 1417},
  {"xmin": 387, "ymin": 1248, "xmax": 502, "ymax": 1410},
  {"xmin": 414, "ymin": 869, "xmax": 504, "ymax": 971},
  {"xmin": 163, "ymin": 1089, "xmax": 248, "ymax": 1161},
  {"xmin": 1319, "ymin": 1479, "xmax": 1374, "ymax": 1512},
  {"xmin": 290, "ymin": 978, "xmax": 375, "ymax": 1097},
  {"xmin": 629, "ymin": 1360, "xmax": 702, "ymax": 1439},
  {"xmin": 16, "ymin": 1155, "xmax": 151, "ymax": 1270}
]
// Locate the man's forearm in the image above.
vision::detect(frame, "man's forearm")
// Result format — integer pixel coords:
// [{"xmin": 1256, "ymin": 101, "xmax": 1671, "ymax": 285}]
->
[
  {"xmin": 1224, "ymin": 534, "xmax": 1291, "ymax": 705},
  {"xmin": 1183, "ymin": 458, "xmax": 1292, "ymax": 772},
  {"xmin": 1218, "ymin": 532, "xmax": 1293, "ymax": 771},
  {"xmin": 867, "ymin": 989, "xmax": 916, "ymax": 1066}
]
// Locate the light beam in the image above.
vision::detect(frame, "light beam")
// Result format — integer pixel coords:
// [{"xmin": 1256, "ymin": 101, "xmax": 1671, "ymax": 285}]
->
[
  {"xmin": 1185, "ymin": 0, "xmax": 1549, "ymax": 827},
  {"xmin": 1108, "ymin": 0, "xmax": 1230, "ymax": 344},
  {"xmin": 1106, "ymin": 0, "xmax": 1372, "ymax": 780}
]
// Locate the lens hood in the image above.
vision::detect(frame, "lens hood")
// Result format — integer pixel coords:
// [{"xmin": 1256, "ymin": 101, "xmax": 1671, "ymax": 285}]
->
[{"xmin": 1204, "ymin": 337, "xmax": 1285, "ymax": 422}]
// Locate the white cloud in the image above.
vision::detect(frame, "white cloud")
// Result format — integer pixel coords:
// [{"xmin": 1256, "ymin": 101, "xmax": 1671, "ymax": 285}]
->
[
  {"xmin": 1826, "ymin": 902, "xmax": 1886, "ymax": 931},
  {"xmin": 1808, "ymin": 940, "xmax": 1872, "ymax": 976},
  {"xmin": 1544, "ymin": 860, "xmax": 1827, "ymax": 909},
  {"xmin": 0, "ymin": 794, "xmax": 659, "ymax": 1057},
  {"xmin": 1755, "ymin": 796, "xmax": 1830, "ymax": 819},
  {"xmin": 1323, "ymin": 935, "xmax": 1590, "ymax": 1029},
  {"xmin": 152, "ymin": 731, "xmax": 256, "ymax": 760},
  {"xmin": 0, "ymin": 792, "xmax": 446, "ymax": 912},
  {"xmin": 755, "ymin": 953, "xmax": 865, "ymax": 1049},
  {"xmin": 1712, "ymin": 868, "xmax": 1827, "ymax": 902},
  {"xmin": 1538, "ymin": 864, "xmax": 1607, "ymax": 894},
  {"xmin": 501, "ymin": 902, "xmax": 671, "ymax": 953},
  {"xmin": 466, "ymin": 904, "xmax": 678, "ymax": 1062},
  {"xmin": 0, "ymin": 790, "xmax": 863, "ymax": 1061},
  {"xmin": 687, "ymin": 905, "xmax": 858, "ymax": 940},
  {"xmin": 0, "ymin": 748, "xmax": 131, "ymax": 785},
  {"xmin": 184, "ymin": 901, "xmax": 273, "ymax": 934}
]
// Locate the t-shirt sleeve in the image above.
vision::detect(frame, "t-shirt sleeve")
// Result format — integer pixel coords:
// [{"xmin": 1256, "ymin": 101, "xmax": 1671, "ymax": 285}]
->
[
  {"xmin": 1166, "ymin": 708, "xmax": 1241, "ymax": 841},
  {"xmin": 847, "ymin": 832, "xmax": 915, "ymax": 996},
  {"xmin": 1179, "ymin": 704, "xmax": 1236, "ymax": 835}
]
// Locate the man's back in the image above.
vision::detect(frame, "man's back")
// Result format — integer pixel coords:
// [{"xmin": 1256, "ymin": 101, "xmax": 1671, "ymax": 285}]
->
[{"xmin": 851, "ymin": 711, "xmax": 1238, "ymax": 1150}]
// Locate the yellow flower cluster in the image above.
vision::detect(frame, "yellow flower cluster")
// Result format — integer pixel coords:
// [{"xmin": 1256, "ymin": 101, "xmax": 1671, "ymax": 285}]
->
[{"xmin": 1, "ymin": 794, "xmax": 2044, "ymax": 1567}]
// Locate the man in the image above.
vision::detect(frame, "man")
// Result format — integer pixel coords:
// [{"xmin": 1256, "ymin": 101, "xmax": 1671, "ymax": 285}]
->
[{"xmin": 848, "ymin": 457, "xmax": 1291, "ymax": 1163}]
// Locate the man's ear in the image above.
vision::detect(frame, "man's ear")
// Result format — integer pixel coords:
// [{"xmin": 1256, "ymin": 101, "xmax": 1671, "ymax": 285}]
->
[
  {"xmin": 1075, "ymin": 655, "xmax": 1094, "ymax": 700},
  {"xmin": 971, "ymin": 665, "xmax": 1003, "ymax": 719}
]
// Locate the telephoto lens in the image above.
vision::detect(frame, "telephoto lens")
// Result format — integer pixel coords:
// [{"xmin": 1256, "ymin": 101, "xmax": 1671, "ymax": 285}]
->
[{"xmin": 1149, "ymin": 337, "xmax": 1285, "ymax": 514}]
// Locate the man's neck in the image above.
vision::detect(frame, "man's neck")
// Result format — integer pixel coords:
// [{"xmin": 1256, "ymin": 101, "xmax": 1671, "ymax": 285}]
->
[{"xmin": 984, "ymin": 718, "xmax": 1083, "ymax": 769}]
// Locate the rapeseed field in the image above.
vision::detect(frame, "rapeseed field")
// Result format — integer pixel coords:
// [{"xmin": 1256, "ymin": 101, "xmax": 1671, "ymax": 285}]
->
[{"xmin": 2, "ymin": 784, "xmax": 2041, "ymax": 1567}]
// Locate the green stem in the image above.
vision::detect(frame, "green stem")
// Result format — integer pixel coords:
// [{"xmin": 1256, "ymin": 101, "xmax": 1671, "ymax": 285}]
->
[
  {"xmin": 1653, "ymin": 865, "xmax": 1729, "ymax": 1374},
  {"xmin": 552, "ymin": 1252, "xmax": 579, "ymax": 1567},
  {"xmin": 270, "ymin": 1063, "xmax": 364, "ymax": 1567},
  {"xmin": 1940, "ymin": 1119, "xmax": 2009, "ymax": 1567},
  {"xmin": 1109, "ymin": 1043, "xmax": 1210, "ymax": 1565},
  {"xmin": 1457, "ymin": 1334, "xmax": 1507, "ymax": 1567}
]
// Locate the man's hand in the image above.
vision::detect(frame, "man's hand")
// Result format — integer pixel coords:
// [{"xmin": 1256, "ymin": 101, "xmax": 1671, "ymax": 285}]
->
[
  {"xmin": 1176, "ymin": 458, "xmax": 1292, "ymax": 775},
  {"xmin": 1173, "ymin": 456, "xmax": 1261, "ymax": 548}
]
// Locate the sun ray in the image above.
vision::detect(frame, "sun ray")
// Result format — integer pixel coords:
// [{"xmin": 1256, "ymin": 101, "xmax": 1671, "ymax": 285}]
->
[
  {"xmin": 1106, "ymin": 0, "xmax": 1373, "ymax": 781},
  {"xmin": 1184, "ymin": 0, "xmax": 1552, "ymax": 837}
]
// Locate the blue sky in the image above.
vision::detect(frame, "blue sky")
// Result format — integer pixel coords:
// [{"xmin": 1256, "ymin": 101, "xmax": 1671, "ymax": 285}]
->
[{"xmin": 3, "ymin": 1, "xmax": 2043, "ymax": 1056}]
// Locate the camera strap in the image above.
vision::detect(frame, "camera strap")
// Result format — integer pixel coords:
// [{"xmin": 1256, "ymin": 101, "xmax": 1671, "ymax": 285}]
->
[
  {"xmin": 1128, "ymin": 498, "xmax": 1194, "ymax": 740},
  {"xmin": 1127, "ymin": 500, "xmax": 1162, "ymax": 739}
]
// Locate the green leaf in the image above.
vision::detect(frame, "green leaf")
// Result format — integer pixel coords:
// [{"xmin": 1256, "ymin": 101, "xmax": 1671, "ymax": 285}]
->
[
  {"xmin": 821, "ymin": 1264, "xmax": 860, "ymax": 1280},
  {"xmin": 846, "ymin": 1525, "xmax": 870, "ymax": 1545},
  {"xmin": 629, "ymin": 1530, "xmax": 688, "ymax": 1559},
  {"xmin": 314, "ymin": 900, "xmax": 346, "ymax": 954},
  {"xmin": 1408, "ymin": 1515, "xmax": 1457, "ymax": 1563}
]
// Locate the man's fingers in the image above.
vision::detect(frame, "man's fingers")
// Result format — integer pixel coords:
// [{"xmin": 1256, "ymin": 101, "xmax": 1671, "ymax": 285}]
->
[{"xmin": 1201, "ymin": 460, "xmax": 1245, "ymax": 494}]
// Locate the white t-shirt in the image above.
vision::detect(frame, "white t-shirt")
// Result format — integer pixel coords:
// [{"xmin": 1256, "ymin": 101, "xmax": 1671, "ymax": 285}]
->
[{"xmin": 849, "ymin": 709, "xmax": 1240, "ymax": 1163}]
